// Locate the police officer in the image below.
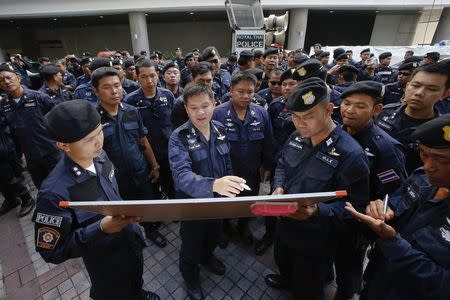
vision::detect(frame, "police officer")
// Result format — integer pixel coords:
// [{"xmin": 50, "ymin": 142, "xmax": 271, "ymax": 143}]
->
[
  {"xmin": 112, "ymin": 59, "xmax": 140, "ymax": 94},
  {"xmin": 38, "ymin": 64, "xmax": 72, "ymax": 104},
  {"xmin": 326, "ymin": 48, "xmax": 346, "ymax": 70},
  {"xmin": 76, "ymin": 57, "xmax": 92, "ymax": 87},
  {"xmin": 422, "ymin": 51, "xmax": 440, "ymax": 65},
  {"xmin": 124, "ymin": 59, "xmax": 137, "ymax": 82},
  {"xmin": 257, "ymin": 68, "xmax": 283, "ymax": 106},
  {"xmin": 125, "ymin": 58, "xmax": 176, "ymax": 201},
  {"xmin": 326, "ymin": 52, "xmax": 349, "ymax": 86},
  {"xmin": 213, "ymin": 72, "xmax": 274, "ymax": 245},
  {"xmin": 333, "ymin": 65, "xmax": 358, "ymax": 94},
  {"xmin": 339, "ymin": 81, "xmax": 407, "ymax": 299},
  {"xmin": 354, "ymin": 48, "xmax": 371, "ymax": 71},
  {"xmin": 318, "ymin": 51, "xmax": 330, "ymax": 68},
  {"xmin": 180, "ymin": 52, "xmax": 196, "ymax": 87},
  {"xmin": 35, "ymin": 100, "xmax": 160, "ymax": 300},
  {"xmin": 11, "ymin": 54, "xmax": 33, "ymax": 88},
  {"xmin": 232, "ymin": 50, "xmax": 254, "ymax": 74},
  {"xmin": 253, "ymin": 49, "xmax": 264, "ymax": 69},
  {"xmin": 265, "ymin": 78, "xmax": 370, "ymax": 300},
  {"xmin": 221, "ymin": 68, "xmax": 267, "ymax": 108},
  {"xmin": 376, "ymin": 52, "xmax": 394, "ymax": 84},
  {"xmin": 0, "ymin": 109, "xmax": 35, "ymax": 217},
  {"xmin": 92, "ymin": 67, "xmax": 167, "ymax": 249},
  {"xmin": 383, "ymin": 61, "xmax": 419, "ymax": 105},
  {"xmin": 357, "ymin": 57, "xmax": 382, "ymax": 83},
  {"xmin": 345, "ymin": 114, "xmax": 450, "ymax": 300},
  {"xmin": 199, "ymin": 47, "xmax": 231, "ymax": 101},
  {"xmin": 55, "ymin": 59, "xmax": 77, "ymax": 92},
  {"xmin": 169, "ymin": 84, "xmax": 246, "ymax": 300},
  {"xmin": 174, "ymin": 47, "xmax": 186, "ymax": 70},
  {"xmin": 0, "ymin": 63, "xmax": 62, "ymax": 189},
  {"xmin": 376, "ymin": 61, "xmax": 449, "ymax": 174},
  {"xmin": 171, "ymin": 62, "xmax": 217, "ymax": 129},
  {"xmin": 346, "ymin": 50, "xmax": 357, "ymax": 65},
  {"xmin": 221, "ymin": 52, "xmax": 237, "ymax": 75},
  {"xmin": 260, "ymin": 48, "xmax": 280, "ymax": 91},
  {"xmin": 161, "ymin": 60, "xmax": 184, "ymax": 98}
]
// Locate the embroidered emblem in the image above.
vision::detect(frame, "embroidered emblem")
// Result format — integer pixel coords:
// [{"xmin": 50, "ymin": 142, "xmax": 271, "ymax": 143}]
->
[
  {"xmin": 302, "ymin": 91, "xmax": 315, "ymax": 105},
  {"xmin": 377, "ymin": 169, "xmax": 400, "ymax": 184},
  {"xmin": 37, "ymin": 227, "xmax": 61, "ymax": 250}
]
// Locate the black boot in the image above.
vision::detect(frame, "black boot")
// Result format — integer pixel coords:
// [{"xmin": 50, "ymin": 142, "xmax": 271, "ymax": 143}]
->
[
  {"xmin": 18, "ymin": 196, "xmax": 35, "ymax": 218},
  {"xmin": 186, "ymin": 281, "xmax": 204, "ymax": 300},
  {"xmin": 0, "ymin": 198, "xmax": 20, "ymax": 216}
]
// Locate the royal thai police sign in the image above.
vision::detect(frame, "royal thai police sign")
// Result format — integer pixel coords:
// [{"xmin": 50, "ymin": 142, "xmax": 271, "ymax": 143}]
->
[{"xmin": 234, "ymin": 30, "xmax": 265, "ymax": 54}]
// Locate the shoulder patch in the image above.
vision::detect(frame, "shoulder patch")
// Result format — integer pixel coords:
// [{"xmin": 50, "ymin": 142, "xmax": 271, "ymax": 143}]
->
[
  {"xmin": 36, "ymin": 227, "xmax": 61, "ymax": 250},
  {"xmin": 35, "ymin": 213, "xmax": 63, "ymax": 227},
  {"xmin": 378, "ymin": 169, "xmax": 400, "ymax": 184}
]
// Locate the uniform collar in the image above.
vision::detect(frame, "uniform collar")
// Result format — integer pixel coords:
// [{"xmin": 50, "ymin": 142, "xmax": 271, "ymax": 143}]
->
[
  {"xmin": 343, "ymin": 120, "xmax": 375, "ymax": 140},
  {"xmin": 224, "ymin": 101, "xmax": 258, "ymax": 125},
  {"xmin": 97, "ymin": 102, "xmax": 125, "ymax": 119},
  {"xmin": 63, "ymin": 154, "xmax": 104, "ymax": 179},
  {"xmin": 7, "ymin": 85, "xmax": 32, "ymax": 104}
]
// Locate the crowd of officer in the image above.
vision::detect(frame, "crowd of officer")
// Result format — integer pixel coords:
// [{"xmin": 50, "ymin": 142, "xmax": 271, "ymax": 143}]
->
[{"xmin": 0, "ymin": 45, "xmax": 449, "ymax": 300}]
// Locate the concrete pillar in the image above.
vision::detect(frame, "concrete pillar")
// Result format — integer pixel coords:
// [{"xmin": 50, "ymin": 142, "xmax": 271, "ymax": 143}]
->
[
  {"xmin": 432, "ymin": 7, "xmax": 450, "ymax": 44},
  {"xmin": 370, "ymin": 13, "xmax": 420, "ymax": 46},
  {"xmin": 287, "ymin": 8, "xmax": 308, "ymax": 50},
  {"xmin": 128, "ymin": 11, "xmax": 149, "ymax": 55},
  {"xmin": 412, "ymin": 7, "xmax": 443, "ymax": 46}
]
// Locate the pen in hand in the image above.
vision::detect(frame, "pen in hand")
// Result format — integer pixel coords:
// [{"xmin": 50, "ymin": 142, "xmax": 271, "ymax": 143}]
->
[{"xmin": 383, "ymin": 194, "xmax": 389, "ymax": 215}]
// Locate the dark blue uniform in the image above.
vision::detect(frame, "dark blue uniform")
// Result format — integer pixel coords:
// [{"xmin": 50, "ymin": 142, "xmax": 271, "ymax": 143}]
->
[
  {"xmin": 375, "ymin": 66, "xmax": 394, "ymax": 84},
  {"xmin": 361, "ymin": 168, "xmax": 450, "ymax": 300},
  {"xmin": 62, "ymin": 71, "xmax": 77, "ymax": 91},
  {"xmin": 124, "ymin": 87, "xmax": 175, "ymax": 198},
  {"xmin": 383, "ymin": 82, "xmax": 404, "ymax": 105},
  {"xmin": 333, "ymin": 81, "xmax": 354, "ymax": 94},
  {"xmin": 213, "ymin": 102, "xmax": 273, "ymax": 192},
  {"xmin": 13, "ymin": 59, "xmax": 33, "ymax": 88},
  {"xmin": 34, "ymin": 152, "xmax": 146, "ymax": 299},
  {"xmin": 171, "ymin": 96, "xmax": 188, "ymax": 129},
  {"xmin": 212, "ymin": 69, "xmax": 231, "ymax": 101},
  {"xmin": 38, "ymin": 84, "xmax": 72, "ymax": 104},
  {"xmin": 74, "ymin": 81, "xmax": 127, "ymax": 105},
  {"xmin": 357, "ymin": 69, "xmax": 382, "ymax": 82},
  {"xmin": 122, "ymin": 78, "xmax": 140, "ymax": 94},
  {"xmin": 257, "ymin": 88, "xmax": 275, "ymax": 106},
  {"xmin": 435, "ymin": 96, "xmax": 450, "ymax": 114},
  {"xmin": 272, "ymin": 126, "xmax": 370, "ymax": 299},
  {"xmin": 375, "ymin": 103, "xmax": 439, "ymax": 174},
  {"xmin": 0, "ymin": 87, "xmax": 61, "ymax": 188},
  {"xmin": 180, "ymin": 67, "xmax": 193, "ymax": 88},
  {"xmin": 169, "ymin": 120, "xmax": 232, "ymax": 284},
  {"xmin": 221, "ymin": 62, "xmax": 236, "ymax": 75},
  {"xmin": 220, "ymin": 92, "xmax": 267, "ymax": 109},
  {"xmin": 76, "ymin": 74, "xmax": 90, "ymax": 87},
  {"xmin": 160, "ymin": 82, "xmax": 184, "ymax": 99}
]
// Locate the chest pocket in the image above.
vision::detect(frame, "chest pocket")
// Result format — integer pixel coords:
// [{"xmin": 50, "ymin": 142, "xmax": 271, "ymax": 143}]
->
[
  {"xmin": 227, "ymin": 131, "xmax": 240, "ymax": 142},
  {"xmin": 302, "ymin": 154, "xmax": 337, "ymax": 192},
  {"xmin": 102, "ymin": 124, "xmax": 114, "ymax": 140},
  {"xmin": 123, "ymin": 121, "xmax": 140, "ymax": 140},
  {"xmin": 412, "ymin": 225, "xmax": 450, "ymax": 267},
  {"xmin": 248, "ymin": 131, "xmax": 264, "ymax": 141},
  {"xmin": 190, "ymin": 147, "xmax": 208, "ymax": 162},
  {"xmin": 216, "ymin": 143, "xmax": 230, "ymax": 156}
]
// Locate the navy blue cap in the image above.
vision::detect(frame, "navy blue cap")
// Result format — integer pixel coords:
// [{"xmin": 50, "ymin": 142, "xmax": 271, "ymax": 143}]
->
[
  {"xmin": 412, "ymin": 114, "xmax": 450, "ymax": 149},
  {"xmin": 379, "ymin": 52, "xmax": 392, "ymax": 59},
  {"xmin": 340, "ymin": 81, "xmax": 384, "ymax": 102},
  {"xmin": 162, "ymin": 60, "xmax": 180, "ymax": 74},
  {"xmin": 263, "ymin": 48, "xmax": 279, "ymax": 58},
  {"xmin": 89, "ymin": 57, "xmax": 112, "ymax": 71},
  {"xmin": 286, "ymin": 77, "xmax": 329, "ymax": 112}
]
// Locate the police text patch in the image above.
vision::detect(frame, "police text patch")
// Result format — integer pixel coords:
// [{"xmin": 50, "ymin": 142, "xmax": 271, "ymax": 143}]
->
[
  {"xmin": 35, "ymin": 213, "xmax": 63, "ymax": 227},
  {"xmin": 37, "ymin": 227, "xmax": 61, "ymax": 250}
]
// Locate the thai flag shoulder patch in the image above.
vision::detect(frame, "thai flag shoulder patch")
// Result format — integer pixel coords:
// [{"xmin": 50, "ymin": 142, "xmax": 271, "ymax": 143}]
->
[{"xmin": 377, "ymin": 169, "xmax": 400, "ymax": 184}]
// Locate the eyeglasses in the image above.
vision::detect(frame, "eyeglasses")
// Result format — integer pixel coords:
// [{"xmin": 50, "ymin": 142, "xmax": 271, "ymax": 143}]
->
[
  {"xmin": 208, "ymin": 59, "xmax": 219, "ymax": 64},
  {"xmin": 398, "ymin": 71, "xmax": 411, "ymax": 76},
  {"xmin": 269, "ymin": 81, "xmax": 282, "ymax": 86}
]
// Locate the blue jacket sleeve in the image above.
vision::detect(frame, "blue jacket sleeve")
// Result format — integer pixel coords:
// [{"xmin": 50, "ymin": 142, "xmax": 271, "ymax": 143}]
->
[
  {"xmin": 261, "ymin": 109, "xmax": 274, "ymax": 171},
  {"xmin": 168, "ymin": 132, "xmax": 215, "ymax": 198},
  {"xmin": 35, "ymin": 192, "xmax": 108, "ymax": 264},
  {"xmin": 377, "ymin": 234, "xmax": 450, "ymax": 299}
]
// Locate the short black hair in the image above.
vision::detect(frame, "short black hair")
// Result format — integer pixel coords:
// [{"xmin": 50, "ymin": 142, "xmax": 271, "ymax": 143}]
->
[
  {"xmin": 269, "ymin": 68, "xmax": 284, "ymax": 77},
  {"xmin": 412, "ymin": 62, "xmax": 450, "ymax": 89},
  {"xmin": 135, "ymin": 58, "xmax": 156, "ymax": 76},
  {"xmin": 192, "ymin": 62, "xmax": 213, "ymax": 79},
  {"xmin": 406, "ymin": 50, "xmax": 414, "ymax": 56},
  {"xmin": 91, "ymin": 67, "xmax": 120, "ymax": 89},
  {"xmin": 183, "ymin": 83, "xmax": 214, "ymax": 105},
  {"xmin": 341, "ymin": 70, "xmax": 357, "ymax": 82},
  {"xmin": 230, "ymin": 72, "xmax": 257, "ymax": 88},
  {"xmin": 238, "ymin": 56, "xmax": 253, "ymax": 67}
]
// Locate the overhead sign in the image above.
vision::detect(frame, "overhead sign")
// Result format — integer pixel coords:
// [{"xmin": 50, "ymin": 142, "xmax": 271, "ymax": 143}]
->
[{"xmin": 234, "ymin": 30, "xmax": 265, "ymax": 54}]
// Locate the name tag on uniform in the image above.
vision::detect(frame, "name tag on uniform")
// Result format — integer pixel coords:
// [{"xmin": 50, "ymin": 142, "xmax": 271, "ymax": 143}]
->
[
  {"xmin": 24, "ymin": 101, "xmax": 36, "ymax": 108},
  {"xmin": 288, "ymin": 140, "xmax": 303, "ymax": 150},
  {"xmin": 316, "ymin": 152, "xmax": 338, "ymax": 168},
  {"xmin": 377, "ymin": 121, "xmax": 393, "ymax": 131},
  {"xmin": 158, "ymin": 97, "xmax": 168, "ymax": 106}
]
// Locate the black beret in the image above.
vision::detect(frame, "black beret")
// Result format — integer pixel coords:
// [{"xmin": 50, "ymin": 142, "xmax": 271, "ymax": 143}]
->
[
  {"xmin": 247, "ymin": 68, "xmax": 264, "ymax": 81},
  {"xmin": 378, "ymin": 52, "xmax": 392, "ymax": 59},
  {"xmin": 292, "ymin": 59, "xmax": 325, "ymax": 81},
  {"xmin": 155, "ymin": 50, "xmax": 164, "ymax": 58},
  {"xmin": 319, "ymin": 51, "xmax": 330, "ymax": 58},
  {"xmin": 192, "ymin": 48, "xmax": 200, "ymax": 53},
  {"xmin": 200, "ymin": 47, "xmax": 219, "ymax": 61},
  {"xmin": 340, "ymin": 81, "xmax": 384, "ymax": 101},
  {"xmin": 39, "ymin": 57, "xmax": 50, "ymax": 63},
  {"xmin": 112, "ymin": 59, "xmax": 123, "ymax": 66},
  {"xmin": 162, "ymin": 60, "xmax": 179, "ymax": 74},
  {"xmin": 44, "ymin": 100, "xmax": 101, "ymax": 143},
  {"xmin": 333, "ymin": 48, "xmax": 346, "ymax": 58},
  {"xmin": 40, "ymin": 64, "xmax": 60, "ymax": 76},
  {"xmin": 123, "ymin": 59, "xmax": 135, "ymax": 69},
  {"xmin": 80, "ymin": 57, "xmax": 93, "ymax": 66},
  {"xmin": 337, "ymin": 65, "xmax": 359, "ymax": 74},
  {"xmin": 0, "ymin": 63, "xmax": 17, "ymax": 74},
  {"xmin": 336, "ymin": 53, "xmax": 348, "ymax": 61},
  {"xmin": 89, "ymin": 57, "xmax": 112, "ymax": 71},
  {"xmin": 149, "ymin": 53, "xmax": 159, "ymax": 59},
  {"xmin": 424, "ymin": 52, "xmax": 440, "ymax": 61},
  {"xmin": 293, "ymin": 55, "xmax": 309, "ymax": 65},
  {"xmin": 253, "ymin": 50, "xmax": 263, "ymax": 58},
  {"xmin": 184, "ymin": 52, "xmax": 195, "ymax": 62},
  {"xmin": 404, "ymin": 56, "xmax": 423, "ymax": 63},
  {"xmin": 228, "ymin": 53, "xmax": 238, "ymax": 61},
  {"xmin": 280, "ymin": 69, "xmax": 295, "ymax": 83},
  {"xmin": 286, "ymin": 77, "xmax": 329, "ymax": 112},
  {"xmin": 133, "ymin": 54, "xmax": 142, "ymax": 60},
  {"xmin": 398, "ymin": 61, "xmax": 420, "ymax": 72},
  {"xmin": 315, "ymin": 50, "xmax": 323, "ymax": 56},
  {"xmin": 239, "ymin": 50, "xmax": 254, "ymax": 59},
  {"xmin": 412, "ymin": 114, "xmax": 450, "ymax": 149},
  {"xmin": 360, "ymin": 48, "xmax": 370, "ymax": 54},
  {"xmin": 82, "ymin": 52, "xmax": 93, "ymax": 57},
  {"xmin": 263, "ymin": 48, "xmax": 279, "ymax": 58}
]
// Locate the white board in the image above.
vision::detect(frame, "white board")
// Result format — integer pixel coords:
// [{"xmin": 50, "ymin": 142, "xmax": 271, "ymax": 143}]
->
[{"xmin": 59, "ymin": 191, "xmax": 347, "ymax": 222}]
